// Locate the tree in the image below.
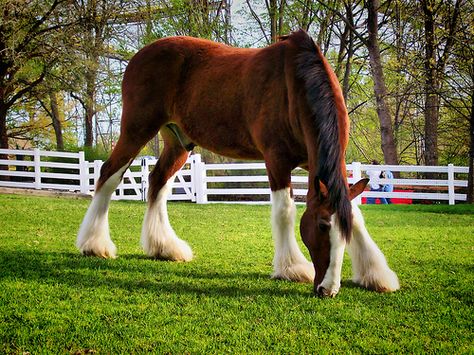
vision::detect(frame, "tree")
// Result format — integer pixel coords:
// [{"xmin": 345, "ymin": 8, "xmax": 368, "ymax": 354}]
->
[
  {"xmin": 244, "ymin": 0, "xmax": 294, "ymax": 45},
  {"xmin": 151, "ymin": 0, "xmax": 232, "ymax": 43},
  {"xmin": 438, "ymin": 2, "xmax": 473, "ymax": 201},
  {"xmin": 38, "ymin": 91, "xmax": 65, "ymax": 150},
  {"xmin": 1, "ymin": 0, "xmax": 470, "ymax": 177},
  {"xmin": 420, "ymin": 0, "xmax": 462, "ymax": 166},
  {"xmin": 244, "ymin": 1, "xmax": 339, "ymax": 49},
  {"xmin": 71, "ymin": 0, "xmax": 123, "ymax": 148},
  {"xmin": 316, "ymin": 0, "xmax": 398, "ymax": 164},
  {"xmin": 0, "ymin": 0, "xmax": 72, "ymax": 157},
  {"xmin": 364, "ymin": 0, "xmax": 398, "ymax": 165},
  {"xmin": 469, "ymin": 91, "xmax": 474, "ymax": 203}
]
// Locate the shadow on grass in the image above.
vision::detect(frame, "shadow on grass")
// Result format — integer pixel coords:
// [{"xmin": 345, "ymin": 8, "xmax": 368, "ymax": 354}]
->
[{"xmin": 0, "ymin": 250, "xmax": 312, "ymax": 298}]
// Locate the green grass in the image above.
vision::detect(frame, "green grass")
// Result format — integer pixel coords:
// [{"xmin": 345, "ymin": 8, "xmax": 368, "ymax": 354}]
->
[{"xmin": 0, "ymin": 194, "xmax": 472, "ymax": 354}]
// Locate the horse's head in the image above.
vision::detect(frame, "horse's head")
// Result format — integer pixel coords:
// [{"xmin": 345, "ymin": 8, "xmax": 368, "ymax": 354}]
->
[{"xmin": 300, "ymin": 178, "xmax": 369, "ymax": 296}]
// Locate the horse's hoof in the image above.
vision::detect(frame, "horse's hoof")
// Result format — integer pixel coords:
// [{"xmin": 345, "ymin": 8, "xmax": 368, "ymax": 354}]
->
[
  {"xmin": 272, "ymin": 262, "xmax": 315, "ymax": 283},
  {"xmin": 81, "ymin": 248, "xmax": 117, "ymax": 259},
  {"xmin": 316, "ymin": 285, "xmax": 338, "ymax": 298}
]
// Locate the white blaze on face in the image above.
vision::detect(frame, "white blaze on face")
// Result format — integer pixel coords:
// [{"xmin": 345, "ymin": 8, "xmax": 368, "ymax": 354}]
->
[{"xmin": 317, "ymin": 214, "xmax": 346, "ymax": 297}]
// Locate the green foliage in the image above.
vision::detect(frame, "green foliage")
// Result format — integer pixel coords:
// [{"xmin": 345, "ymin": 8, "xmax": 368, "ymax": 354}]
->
[
  {"xmin": 142, "ymin": 0, "xmax": 231, "ymax": 43},
  {"xmin": 0, "ymin": 195, "xmax": 472, "ymax": 353},
  {"xmin": 343, "ymin": 62, "xmax": 384, "ymax": 163},
  {"xmin": 82, "ymin": 145, "xmax": 111, "ymax": 161},
  {"xmin": 2, "ymin": 0, "xmax": 471, "ymax": 168}
]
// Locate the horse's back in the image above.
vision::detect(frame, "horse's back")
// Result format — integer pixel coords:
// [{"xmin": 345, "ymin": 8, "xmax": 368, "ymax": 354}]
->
[
  {"xmin": 122, "ymin": 36, "xmax": 253, "ymax": 111},
  {"xmin": 120, "ymin": 35, "xmax": 308, "ymax": 160}
]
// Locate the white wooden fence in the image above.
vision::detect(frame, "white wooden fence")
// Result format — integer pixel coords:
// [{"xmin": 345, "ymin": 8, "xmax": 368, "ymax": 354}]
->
[{"xmin": 0, "ymin": 148, "xmax": 469, "ymax": 205}]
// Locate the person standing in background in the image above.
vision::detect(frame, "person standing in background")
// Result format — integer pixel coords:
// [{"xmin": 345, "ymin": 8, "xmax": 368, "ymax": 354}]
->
[
  {"xmin": 381, "ymin": 169, "xmax": 394, "ymax": 204},
  {"xmin": 367, "ymin": 160, "xmax": 386, "ymax": 204}
]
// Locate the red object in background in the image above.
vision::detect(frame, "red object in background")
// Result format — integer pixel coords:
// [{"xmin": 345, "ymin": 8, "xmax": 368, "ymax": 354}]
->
[{"xmin": 361, "ymin": 190, "xmax": 413, "ymax": 204}]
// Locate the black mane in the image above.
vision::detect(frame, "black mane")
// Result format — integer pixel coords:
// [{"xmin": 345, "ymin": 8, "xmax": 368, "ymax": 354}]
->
[{"xmin": 291, "ymin": 30, "xmax": 352, "ymax": 240}]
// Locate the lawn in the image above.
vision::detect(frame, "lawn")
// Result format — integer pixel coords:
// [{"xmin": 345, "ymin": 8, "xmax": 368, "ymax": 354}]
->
[{"xmin": 0, "ymin": 194, "xmax": 472, "ymax": 354}]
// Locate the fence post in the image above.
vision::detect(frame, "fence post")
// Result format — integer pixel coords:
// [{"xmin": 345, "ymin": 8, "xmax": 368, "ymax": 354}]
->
[
  {"xmin": 78, "ymin": 151, "xmax": 89, "ymax": 194},
  {"xmin": 352, "ymin": 161, "xmax": 363, "ymax": 205},
  {"xmin": 33, "ymin": 148, "xmax": 41, "ymax": 190},
  {"xmin": 141, "ymin": 157, "xmax": 149, "ymax": 202},
  {"xmin": 448, "ymin": 163, "xmax": 455, "ymax": 205},
  {"xmin": 193, "ymin": 154, "xmax": 207, "ymax": 204}
]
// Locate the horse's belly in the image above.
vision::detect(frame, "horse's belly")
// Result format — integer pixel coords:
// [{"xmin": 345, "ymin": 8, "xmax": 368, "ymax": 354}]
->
[{"xmin": 176, "ymin": 117, "xmax": 263, "ymax": 160}]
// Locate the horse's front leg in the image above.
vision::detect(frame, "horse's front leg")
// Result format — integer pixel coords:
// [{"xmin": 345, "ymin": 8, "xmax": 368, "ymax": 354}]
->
[
  {"xmin": 347, "ymin": 201, "xmax": 399, "ymax": 292},
  {"xmin": 270, "ymin": 187, "xmax": 315, "ymax": 283}
]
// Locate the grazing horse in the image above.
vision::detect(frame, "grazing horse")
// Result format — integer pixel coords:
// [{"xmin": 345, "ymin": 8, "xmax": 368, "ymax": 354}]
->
[{"xmin": 77, "ymin": 30, "xmax": 399, "ymax": 297}]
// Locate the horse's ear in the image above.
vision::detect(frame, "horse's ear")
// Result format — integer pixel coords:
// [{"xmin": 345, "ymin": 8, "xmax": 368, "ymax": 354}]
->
[
  {"xmin": 319, "ymin": 181, "xmax": 329, "ymax": 198},
  {"xmin": 316, "ymin": 178, "xmax": 329, "ymax": 199},
  {"xmin": 349, "ymin": 178, "xmax": 369, "ymax": 200}
]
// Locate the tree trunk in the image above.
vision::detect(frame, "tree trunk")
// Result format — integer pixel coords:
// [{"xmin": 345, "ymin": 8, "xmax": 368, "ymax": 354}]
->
[
  {"xmin": 342, "ymin": 31, "xmax": 353, "ymax": 101},
  {"xmin": 0, "ymin": 106, "xmax": 7, "ymax": 148},
  {"xmin": 0, "ymin": 76, "xmax": 8, "ymax": 168},
  {"xmin": 0, "ymin": 102, "xmax": 6, "ymax": 148},
  {"xmin": 84, "ymin": 104, "xmax": 94, "ymax": 147},
  {"xmin": 268, "ymin": 0, "xmax": 285, "ymax": 43},
  {"xmin": 365, "ymin": 0, "xmax": 398, "ymax": 165},
  {"xmin": 422, "ymin": 0, "xmax": 439, "ymax": 166},
  {"xmin": 49, "ymin": 92, "xmax": 64, "ymax": 151},
  {"xmin": 341, "ymin": 2, "xmax": 354, "ymax": 100},
  {"xmin": 84, "ymin": 67, "xmax": 97, "ymax": 147},
  {"xmin": 468, "ymin": 88, "xmax": 474, "ymax": 203},
  {"xmin": 278, "ymin": 0, "xmax": 286, "ymax": 38},
  {"xmin": 269, "ymin": 0, "xmax": 277, "ymax": 43},
  {"xmin": 335, "ymin": 21, "xmax": 349, "ymax": 79},
  {"xmin": 316, "ymin": 9, "xmax": 329, "ymax": 49},
  {"xmin": 300, "ymin": 0, "xmax": 313, "ymax": 30},
  {"xmin": 0, "ymin": 101, "xmax": 8, "ymax": 172}
]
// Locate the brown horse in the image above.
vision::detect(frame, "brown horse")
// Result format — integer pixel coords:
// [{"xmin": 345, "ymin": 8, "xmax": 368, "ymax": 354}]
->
[{"xmin": 77, "ymin": 30, "xmax": 399, "ymax": 297}]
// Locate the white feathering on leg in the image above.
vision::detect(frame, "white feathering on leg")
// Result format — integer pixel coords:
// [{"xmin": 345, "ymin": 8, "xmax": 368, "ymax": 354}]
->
[
  {"xmin": 347, "ymin": 201, "xmax": 400, "ymax": 292},
  {"xmin": 271, "ymin": 188, "xmax": 314, "ymax": 283},
  {"xmin": 141, "ymin": 177, "xmax": 193, "ymax": 261},
  {"xmin": 76, "ymin": 164, "xmax": 129, "ymax": 258}
]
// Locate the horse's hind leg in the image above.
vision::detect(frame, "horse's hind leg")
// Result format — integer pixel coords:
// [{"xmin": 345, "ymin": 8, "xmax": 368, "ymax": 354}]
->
[
  {"xmin": 141, "ymin": 128, "xmax": 193, "ymax": 261},
  {"xmin": 347, "ymin": 201, "xmax": 399, "ymax": 292},
  {"xmin": 76, "ymin": 137, "xmax": 142, "ymax": 257},
  {"xmin": 77, "ymin": 115, "xmax": 159, "ymax": 257}
]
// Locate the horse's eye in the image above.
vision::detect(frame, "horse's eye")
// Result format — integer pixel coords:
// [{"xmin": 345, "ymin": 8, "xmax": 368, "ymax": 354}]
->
[{"xmin": 318, "ymin": 219, "xmax": 331, "ymax": 232}]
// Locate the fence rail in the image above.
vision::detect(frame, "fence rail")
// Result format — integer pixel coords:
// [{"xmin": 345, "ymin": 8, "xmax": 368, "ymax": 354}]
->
[{"xmin": 0, "ymin": 148, "xmax": 469, "ymax": 205}]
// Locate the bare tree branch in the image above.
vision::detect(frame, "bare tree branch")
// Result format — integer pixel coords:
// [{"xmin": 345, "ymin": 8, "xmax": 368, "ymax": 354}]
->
[
  {"xmin": 314, "ymin": 0, "xmax": 368, "ymax": 46},
  {"xmin": 246, "ymin": 0, "xmax": 270, "ymax": 45}
]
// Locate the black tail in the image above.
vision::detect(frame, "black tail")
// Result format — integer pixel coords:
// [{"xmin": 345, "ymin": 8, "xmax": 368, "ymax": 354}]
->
[{"xmin": 293, "ymin": 30, "xmax": 352, "ymax": 240}]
